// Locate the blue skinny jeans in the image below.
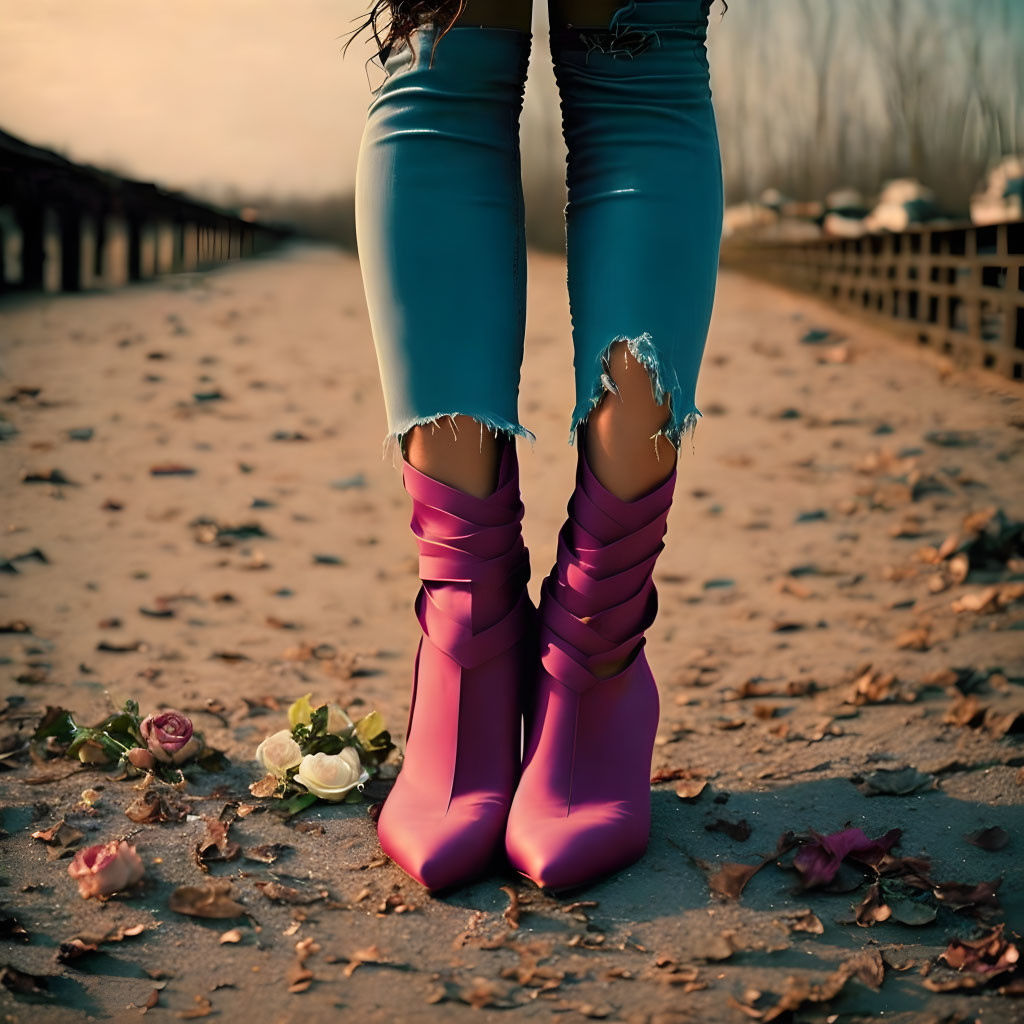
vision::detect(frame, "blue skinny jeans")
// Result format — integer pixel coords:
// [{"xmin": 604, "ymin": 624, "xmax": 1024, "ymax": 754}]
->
[{"xmin": 355, "ymin": 0, "xmax": 723, "ymax": 453}]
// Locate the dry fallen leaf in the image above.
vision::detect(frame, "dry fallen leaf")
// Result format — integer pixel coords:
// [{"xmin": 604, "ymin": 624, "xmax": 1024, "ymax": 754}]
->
[
  {"xmin": 169, "ymin": 882, "xmax": 246, "ymax": 919},
  {"xmin": 675, "ymin": 778, "xmax": 707, "ymax": 800},
  {"xmin": 31, "ymin": 819, "xmax": 85, "ymax": 859},
  {"xmin": 925, "ymin": 923, "xmax": 1022, "ymax": 991},
  {"xmin": 338, "ymin": 945, "xmax": 390, "ymax": 979},
  {"xmin": 983, "ymin": 708, "xmax": 1024, "ymax": 739},
  {"xmin": 125, "ymin": 788, "xmax": 190, "ymax": 824},
  {"xmin": 784, "ymin": 909, "xmax": 823, "ymax": 934},
  {"xmin": 57, "ymin": 923, "xmax": 148, "ymax": 964},
  {"xmin": 945, "ymin": 693, "xmax": 986, "ymax": 727},
  {"xmin": 244, "ymin": 843, "xmax": 290, "ymax": 864},
  {"xmin": 177, "ymin": 994, "xmax": 213, "ymax": 1019},
  {"xmin": 248, "ymin": 773, "xmax": 279, "ymax": 798},
  {"xmin": 965, "ymin": 826, "xmax": 1010, "ymax": 852},
  {"xmin": 695, "ymin": 832, "xmax": 798, "ymax": 900},
  {"xmin": 732, "ymin": 947, "xmax": 884, "ymax": 1020},
  {"xmin": 500, "ymin": 886, "xmax": 521, "ymax": 929},
  {"xmin": 854, "ymin": 882, "xmax": 891, "ymax": 926},
  {"xmin": 194, "ymin": 817, "xmax": 241, "ymax": 871},
  {"xmin": 287, "ymin": 936, "xmax": 319, "ymax": 994},
  {"xmin": 845, "ymin": 665, "xmax": 914, "ymax": 706},
  {"xmin": 931, "ymin": 877, "xmax": 1002, "ymax": 917},
  {"xmin": 254, "ymin": 880, "xmax": 326, "ymax": 905},
  {"xmin": 854, "ymin": 766, "xmax": 933, "ymax": 796},
  {"xmin": 699, "ymin": 860, "xmax": 762, "ymax": 899},
  {"xmin": 887, "ymin": 896, "xmax": 938, "ymax": 926},
  {"xmin": 895, "ymin": 626, "xmax": 930, "ymax": 651}
]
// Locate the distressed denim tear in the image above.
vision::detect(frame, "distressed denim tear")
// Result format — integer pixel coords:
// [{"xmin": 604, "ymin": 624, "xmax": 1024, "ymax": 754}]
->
[
  {"xmin": 574, "ymin": 0, "xmax": 663, "ymax": 62},
  {"xmin": 570, "ymin": 332, "xmax": 702, "ymax": 455}
]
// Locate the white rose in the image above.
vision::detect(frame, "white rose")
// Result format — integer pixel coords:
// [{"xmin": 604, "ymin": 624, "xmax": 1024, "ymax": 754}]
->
[
  {"xmin": 294, "ymin": 749, "xmax": 367, "ymax": 802},
  {"xmin": 255, "ymin": 729, "xmax": 302, "ymax": 778},
  {"xmin": 326, "ymin": 703, "xmax": 354, "ymax": 735}
]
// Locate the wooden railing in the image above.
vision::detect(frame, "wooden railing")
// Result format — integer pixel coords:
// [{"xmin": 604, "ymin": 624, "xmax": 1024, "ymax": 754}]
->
[
  {"xmin": 720, "ymin": 219, "xmax": 1024, "ymax": 382},
  {"xmin": 0, "ymin": 128, "xmax": 292, "ymax": 295}
]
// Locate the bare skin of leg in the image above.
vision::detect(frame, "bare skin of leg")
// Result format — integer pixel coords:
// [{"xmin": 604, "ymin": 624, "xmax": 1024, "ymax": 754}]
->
[
  {"xmin": 583, "ymin": 339, "xmax": 678, "ymax": 677},
  {"xmin": 584, "ymin": 340, "xmax": 678, "ymax": 502},
  {"xmin": 403, "ymin": 415, "xmax": 502, "ymax": 500},
  {"xmin": 403, "ymin": 341, "xmax": 674, "ymax": 670}
]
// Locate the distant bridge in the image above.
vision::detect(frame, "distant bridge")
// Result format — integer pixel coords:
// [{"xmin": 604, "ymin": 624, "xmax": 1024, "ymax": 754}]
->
[{"xmin": 0, "ymin": 128, "xmax": 291, "ymax": 295}]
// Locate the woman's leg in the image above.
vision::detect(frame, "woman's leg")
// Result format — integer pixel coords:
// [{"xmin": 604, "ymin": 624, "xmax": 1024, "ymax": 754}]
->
[
  {"xmin": 402, "ymin": 416, "xmax": 502, "ymax": 500},
  {"xmin": 559, "ymin": 0, "xmax": 722, "ymax": 455},
  {"xmin": 506, "ymin": 0, "xmax": 723, "ymax": 891},
  {"xmin": 355, "ymin": 6, "xmax": 536, "ymax": 890},
  {"xmin": 584, "ymin": 338, "xmax": 677, "ymax": 503},
  {"xmin": 355, "ymin": 3, "xmax": 535, "ymax": 473}
]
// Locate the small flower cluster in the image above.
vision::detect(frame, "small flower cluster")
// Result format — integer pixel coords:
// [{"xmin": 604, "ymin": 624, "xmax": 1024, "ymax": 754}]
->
[
  {"xmin": 33, "ymin": 700, "xmax": 205, "ymax": 778},
  {"xmin": 252, "ymin": 693, "xmax": 393, "ymax": 811}
]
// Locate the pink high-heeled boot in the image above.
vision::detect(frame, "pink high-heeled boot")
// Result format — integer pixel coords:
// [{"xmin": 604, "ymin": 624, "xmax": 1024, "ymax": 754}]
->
[
  {"xmin": 505, "ymin": 435, "xmax": 675, "ymax": 891},
  {"xmin": 377, "ymin": 440, "xmax": 535, "ymax": 891}
]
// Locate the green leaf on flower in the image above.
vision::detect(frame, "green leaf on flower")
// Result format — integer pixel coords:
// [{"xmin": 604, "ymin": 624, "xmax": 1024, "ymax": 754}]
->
[
  {"xmin": 66, "ymin": 727, "xmax": 122, "ymax": 761},
  {"xmin": 306, "ymin": 733, "xmax": 344, "ymax": 756},
  {"xmin": 88, "ymin": 711, "xmax": 140, "ymax": 754},
  {"xmin": 94, "ymin": 708, "xmax": 140, "ymax": 739},
  {"xmin": 354, "ymin": 711, "xmax": 393, "ymax": 764},
  {"xmin": 33, "ymin": 703, "xmax": 141, "ymax": 765},
  {"xmin": 308, "ymin": 705, "xmax": 329, "ymax": 740},
  {"xmin": 32, "ymin": 706, "xmax": 78, "ymax": 747},
  {"xmin": 280, "ymin": 792, "xmax": 318, "ymax": 817}
]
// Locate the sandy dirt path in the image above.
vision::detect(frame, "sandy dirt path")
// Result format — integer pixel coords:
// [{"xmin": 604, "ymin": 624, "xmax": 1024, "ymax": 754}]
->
[{"xmin": 2, "ymin": 241, "xmax": 1023, "ymax": 1022}]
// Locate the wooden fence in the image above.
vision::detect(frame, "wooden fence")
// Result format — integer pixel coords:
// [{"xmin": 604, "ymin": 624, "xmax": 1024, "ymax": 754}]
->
[
  {"xmin": 0, "ymin": 128, "xmax": 292, "ymax": 295},
  {"xmin": 720, "ymin": 219, "xmax": 1024, "ymax": 382}
]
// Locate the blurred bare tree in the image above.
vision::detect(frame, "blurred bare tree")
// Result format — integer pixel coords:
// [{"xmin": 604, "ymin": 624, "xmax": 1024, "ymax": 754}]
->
[
  {"xmin": 709, "ymin": 0, "xmax": 1023, "ymax": 211},
  {"xmin": 219, "ymin": 0, "xmax": 1022, "ymax": 248}
]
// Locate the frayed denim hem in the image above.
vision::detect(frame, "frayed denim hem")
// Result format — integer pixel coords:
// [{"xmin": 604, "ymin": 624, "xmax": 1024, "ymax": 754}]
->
[
  {"xmin": 383, "ymin": 411, "xmax": 536, "ymax": 462},
  {"xmin": 568, "ymin": 332, "xmax": 703, "ymax": 454}
]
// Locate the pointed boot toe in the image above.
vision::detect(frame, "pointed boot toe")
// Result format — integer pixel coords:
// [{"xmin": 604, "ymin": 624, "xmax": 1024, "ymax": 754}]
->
[
  {"xmin": 506, "ymin": 437, "xmax": 674, "ymax": 893},
  {"xmin": 506, "ymin": 795, "xmax": 650, "ymax": 892},
  {"xmin": 377, "ymin": 441, "xmax": 535, "ymax": 891},
  {"xmin": 506, "ymin": 648, "xmax": 660, "ymax": 892},
  {"xmin": 379, "ymin": 787, "xmax": 511, "ymax": 891}
]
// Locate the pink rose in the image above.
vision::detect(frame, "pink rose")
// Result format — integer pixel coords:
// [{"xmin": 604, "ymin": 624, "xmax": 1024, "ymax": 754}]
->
[
  {"xmin": 68, "ymin": 841, "xmax": 145, "ymax": 899},
  {"xmin": 140, "ymin": 710, "xmax": 194, "ymax": 763},
  {"xmin": 166, "ymin": 735, "xmax": 203, "ymax": 765}
]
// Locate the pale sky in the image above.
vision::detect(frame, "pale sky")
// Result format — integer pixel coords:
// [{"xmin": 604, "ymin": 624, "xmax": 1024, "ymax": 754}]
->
[
  {"xmin": 3, "ymin": 1, "xmax": 1013, "ymax": 207},
  {"xmin": 0, "ymin": 0, "xmax": 399, "ymax": 198}
]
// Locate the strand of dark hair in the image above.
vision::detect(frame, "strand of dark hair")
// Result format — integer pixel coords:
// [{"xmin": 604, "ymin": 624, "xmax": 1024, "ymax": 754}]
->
[
  {"xmin": 340, "ymin": 1, "xmax": 467, "ymax": 71},
  {"xmin": 340, "ymin": 0, "xmax": 728, "ymax": 73}
]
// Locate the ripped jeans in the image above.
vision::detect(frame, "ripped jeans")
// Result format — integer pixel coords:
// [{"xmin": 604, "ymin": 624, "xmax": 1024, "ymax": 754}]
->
[{"xmin": 354, "ymin": 0, "xmax": 723, "ymax": 453}]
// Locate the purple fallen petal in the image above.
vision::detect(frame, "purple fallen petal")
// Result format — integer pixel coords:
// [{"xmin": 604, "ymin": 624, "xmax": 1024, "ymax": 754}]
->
[{"xmin": 794, "ymin": 827, "xmax": 902, "ymax": 888}]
